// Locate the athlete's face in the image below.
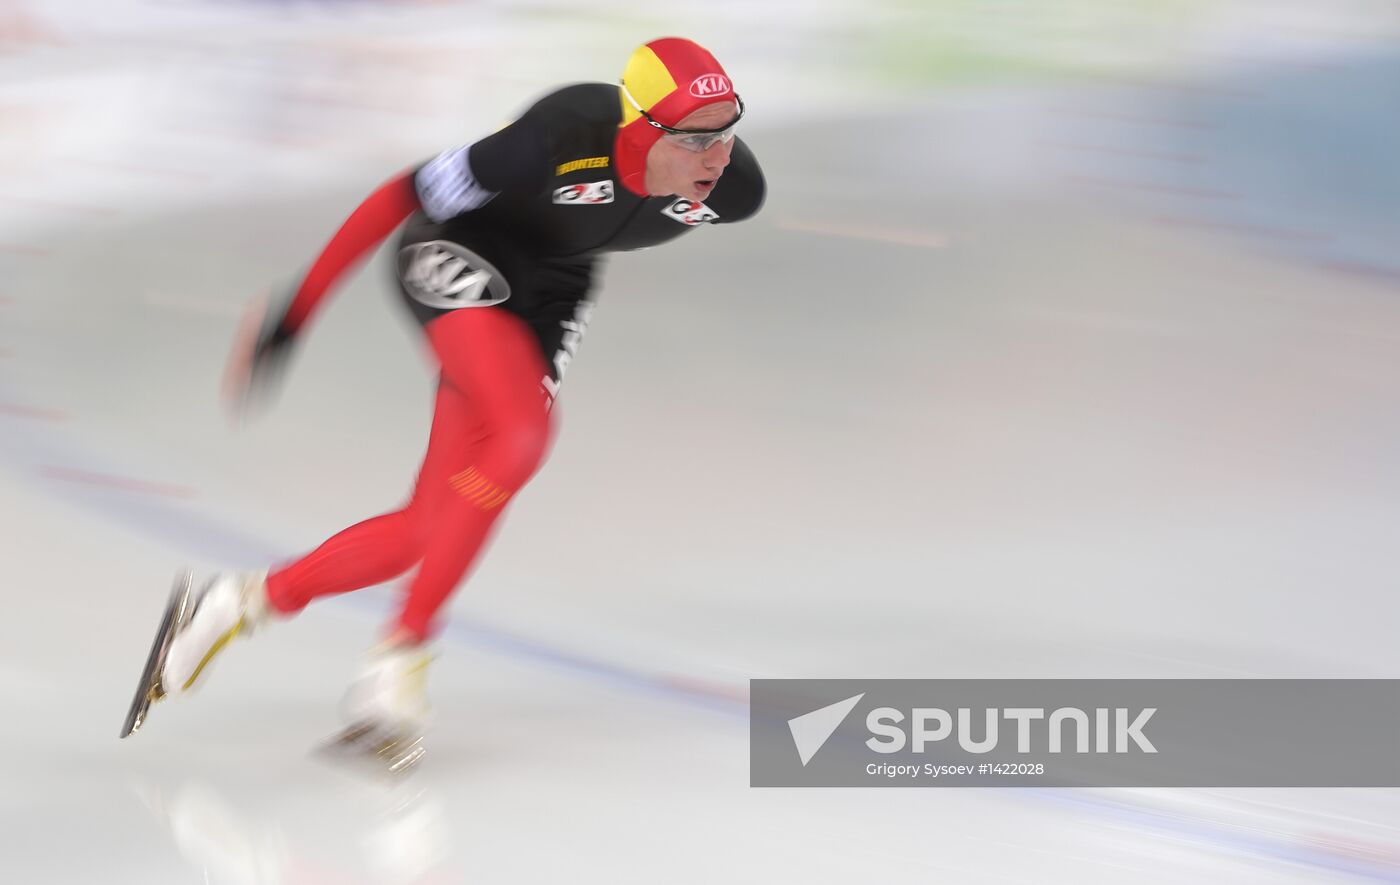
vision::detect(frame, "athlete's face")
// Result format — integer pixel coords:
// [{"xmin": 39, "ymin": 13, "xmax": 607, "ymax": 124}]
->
[{"xmin": 644, "ymin": 102, "xmax": 737, "ymax": 201}]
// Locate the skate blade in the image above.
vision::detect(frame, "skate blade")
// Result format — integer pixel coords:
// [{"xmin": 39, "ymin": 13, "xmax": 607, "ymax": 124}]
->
[
  {"xmin": 316, "ymin": 721, "xmax": 426, "ymax": 778},
  {"xmin": 120, "ymin": 570, "xmax": 194, "ymax": 739}
]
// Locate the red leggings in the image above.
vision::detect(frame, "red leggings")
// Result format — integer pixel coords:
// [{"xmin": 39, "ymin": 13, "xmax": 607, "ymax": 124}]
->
[{"xmin": 264, "ymin": 307, "xmax": 553, "ymax": 640}]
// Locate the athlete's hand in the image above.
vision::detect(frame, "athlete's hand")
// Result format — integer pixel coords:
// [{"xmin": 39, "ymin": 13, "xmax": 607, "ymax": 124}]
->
[{"xmin": 223, "ymin": 289, "xmax": 296, "ymax": 423}]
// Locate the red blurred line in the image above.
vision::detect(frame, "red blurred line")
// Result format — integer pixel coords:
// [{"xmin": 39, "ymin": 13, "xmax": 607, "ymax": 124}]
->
[
  {"xmin": 67, "ymin": 158, "xmax": 212, "ymax": 183},
  {"xmin": 0, "ymin": 196, "xmax": 118, "ymax": 217},
  {"xmin": 661, "ymin": 674, "xmax": 749, "ymax": 704},
  {"xmin": 40, "ymin": 466, "xmax": 196, "ymax": 499},
  {"xmin": 1037, "ymin": 140, "xmax": 1207, "ymax": 164},
  {"xmin": 1151, "ymin": 215, "xmax": 1330, "ymax": 243},
  {"xmin": 1053, "ymin": 108, "xmax": 1218, "ymax": 130},
  {"xmin": 1072, "ymin": 175, "xmax": 1239, "ymax": 200},
  {"xmin": 1320, "ymin": 259, "xmax": 1400, "ymax": 284},
  {"xmin": 276, "ymin": 90, "xmax": 437, "ymax": 117},
  {"xmin": 1255, "ymin": 23, "xmax": 1376, "ymax": 38},
  {"xmin": 0, "ymin": 242, "xmax": 47, "ymax": 256},
  {"xmin": 1189, "ymin": 48, "xmax": 1349, "ymax": 72},
  {"xmin": 0, "ymin": 403, "xmax": 66, "ymax": 421},
  {"xmin": 777, "ymin": 219, "xmax": 950, "ymax": 249},
  {"xmin": 1122, "ymin": 78, "xmax": 1255, "ymax": 99},
  {"xmin": 304, "ymin": 37, "xmax": 474, "ymax": 74},
  {"xmin": 1299, "ymin": 829, "xmax": 1400, "ymax": 866},
  {"xmin": 165, "ymin": 126, "xmax": 320, "ymax": 150},
  {"xmin": 1080, "ymin": 71, "xmax": 1253, "ymax": 98}
]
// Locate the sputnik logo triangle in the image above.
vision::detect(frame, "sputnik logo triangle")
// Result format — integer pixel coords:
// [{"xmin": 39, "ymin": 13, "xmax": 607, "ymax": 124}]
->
[{"xmin": 787, "ymin": 693, "xmax": 865, "ymax": 766}]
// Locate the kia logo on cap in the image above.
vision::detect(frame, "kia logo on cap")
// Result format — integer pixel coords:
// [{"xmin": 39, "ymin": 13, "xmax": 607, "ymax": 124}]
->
[{"xmin": 689, "ymin": 74, "xmax": 732, "ymax": 98}]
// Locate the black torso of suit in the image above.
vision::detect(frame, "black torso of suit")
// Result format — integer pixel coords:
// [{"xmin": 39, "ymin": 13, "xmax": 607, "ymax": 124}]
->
[{"xmin": 395, "ymin": 83, "xmax": 765, "ymax": 378}]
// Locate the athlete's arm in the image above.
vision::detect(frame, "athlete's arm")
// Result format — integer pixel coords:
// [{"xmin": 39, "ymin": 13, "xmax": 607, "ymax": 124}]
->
[
  {"xmin": 279, "ymin": 171, "xmax": 423, "ymax": 337},
  {"xmin": 246, "ymin": 104, "xmax": 552, "ymax": 382},
  {"xmin": 414, "ymin": 110, "xmax": 552, "ymax": 223},
  {"xmin": 223, "ymin": 171, "xmax": 420, "ymax": 419},
  {"xmin": 282, "ymin": 105, "xmax": 550, "ymax": 338}
]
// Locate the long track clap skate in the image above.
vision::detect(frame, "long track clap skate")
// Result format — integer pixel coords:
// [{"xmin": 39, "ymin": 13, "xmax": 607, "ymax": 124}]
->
[
  {"xmin": 317, "ymin": 722, "xmax": 426, "ymax": 778},
  {"xmin": 120, "ymin": 570, "xmax": 195, "ymax": 738},
  {"xmin": 316, "ymin": 644, "xmax": 432, "ymax": 777}
]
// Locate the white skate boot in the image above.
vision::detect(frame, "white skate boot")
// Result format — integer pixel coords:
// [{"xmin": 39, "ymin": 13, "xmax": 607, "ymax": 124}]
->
[
  {"xmin": 322, "ymin": 643, "xmax": 433, "ymax": 776},
  {"xmin": 160, "ymin": 571, "xmax": 273, "ymax": 696}
]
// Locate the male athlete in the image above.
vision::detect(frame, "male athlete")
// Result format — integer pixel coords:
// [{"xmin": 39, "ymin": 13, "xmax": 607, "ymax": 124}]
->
[{"xmin": 120, "ymin": 37, "xmax": 765, "ymax": 763}]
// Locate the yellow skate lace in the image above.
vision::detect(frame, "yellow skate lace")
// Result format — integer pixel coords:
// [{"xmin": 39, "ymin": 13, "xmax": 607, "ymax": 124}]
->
[{"xmin": 181, "ymin": 616, "xmax": 246, "ymax": 691}]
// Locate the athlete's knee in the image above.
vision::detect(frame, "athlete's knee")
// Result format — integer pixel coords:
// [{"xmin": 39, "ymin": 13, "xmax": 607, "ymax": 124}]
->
[
  {"xmin": 397, "ymin": 493, "xmax": 439, "ymax": 552},
  {"xmin": 447, "ymin": 419, "xmax": 550, "ymax": 510},
  {"xmin": 501, "ymin": 416, "xmax": 552, "ymax": 483}
]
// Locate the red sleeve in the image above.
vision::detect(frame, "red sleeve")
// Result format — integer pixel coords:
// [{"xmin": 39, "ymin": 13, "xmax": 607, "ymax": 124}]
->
[{"xmin": 280, "ymin": 172, "xmax": 421, "ymax": 336}]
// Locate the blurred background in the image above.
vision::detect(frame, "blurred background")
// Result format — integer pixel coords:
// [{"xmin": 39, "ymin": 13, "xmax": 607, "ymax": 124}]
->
[{"xmin": 3, "ymin": 0, "xmax": 1400, "ymax": 881}]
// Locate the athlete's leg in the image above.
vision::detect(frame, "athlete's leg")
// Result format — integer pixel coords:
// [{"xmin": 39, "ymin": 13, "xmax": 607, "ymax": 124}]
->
[
  {"xmin": 263, "ymin": 377, "xmax": 479, "ymax": 615},
  {"xmin": 263, "ymin": 305, "xmax": 551, "ymax": 635},
  {"xmin": 330, "ymin": 306, "xmax": 550, "ymax": 748},
  {"xmin": 157, "ymin": 323, "xmax": 497, "ymax": 701},
  {"xmin": 394, "ymin": 306, "xmax": 553, "ymax": 640}
]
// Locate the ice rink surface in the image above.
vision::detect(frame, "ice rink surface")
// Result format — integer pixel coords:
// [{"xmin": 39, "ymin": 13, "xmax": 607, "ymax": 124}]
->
[{"xmin": 3, "ymin": 1, "xmax": 1400, "ymax": 882}]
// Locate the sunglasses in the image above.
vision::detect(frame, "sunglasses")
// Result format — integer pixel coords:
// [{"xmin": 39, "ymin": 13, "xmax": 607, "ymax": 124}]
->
[{"xmin": 621, "ymin": 81, "xmax": 744, "ymax": 152}]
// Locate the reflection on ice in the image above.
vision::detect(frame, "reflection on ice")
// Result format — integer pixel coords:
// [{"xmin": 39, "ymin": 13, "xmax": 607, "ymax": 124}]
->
[{"xmin": 131, "ymin": 774, "xmax": 449, "ymax": 885}]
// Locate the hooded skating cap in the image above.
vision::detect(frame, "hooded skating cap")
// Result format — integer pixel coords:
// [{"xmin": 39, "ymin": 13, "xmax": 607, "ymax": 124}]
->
[{"xmin": 614, "ymin": 37, "xmax": 737, "ymax": 197}]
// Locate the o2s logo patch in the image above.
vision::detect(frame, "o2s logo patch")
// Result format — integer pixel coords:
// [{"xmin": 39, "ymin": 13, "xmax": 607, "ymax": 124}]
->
[
  {"xmin": 662, "ymin": 198, "xmax": 719, "ymax": 226},
  {"xmin": 553, "ymin": 180, "xmax": 615, "ymax": 205}
]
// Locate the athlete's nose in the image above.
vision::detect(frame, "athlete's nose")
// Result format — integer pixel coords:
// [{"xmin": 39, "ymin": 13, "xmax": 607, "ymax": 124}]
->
[{"xmin": 703, "ymin": 142, "xmax": 732, "ymax": 172}]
